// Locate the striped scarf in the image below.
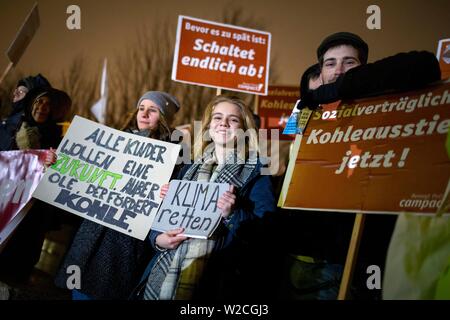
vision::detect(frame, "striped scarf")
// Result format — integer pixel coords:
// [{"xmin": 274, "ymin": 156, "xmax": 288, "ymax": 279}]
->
[{"xmin": 144, "ymin": 148, "xmax": 257, "ymax": 300}]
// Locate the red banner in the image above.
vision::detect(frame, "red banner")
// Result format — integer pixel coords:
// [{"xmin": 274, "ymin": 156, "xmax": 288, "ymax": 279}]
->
[
  {"xmin": 0, "ymin": 150, "xmax": 46, "ymax": 245},
  {"xmin": 258, "ymin": 85, "xmax": 299, "ymax": 140}
]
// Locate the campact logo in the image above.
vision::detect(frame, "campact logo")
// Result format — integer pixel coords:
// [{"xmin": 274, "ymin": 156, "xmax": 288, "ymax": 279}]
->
[{"xmin": 399, "ymin": 194, "xmax": 443, "ymax": 210}]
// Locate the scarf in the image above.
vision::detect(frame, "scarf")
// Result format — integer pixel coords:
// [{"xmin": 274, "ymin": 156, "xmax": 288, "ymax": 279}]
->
[{"xmin": 144, "ymin": 147, "xmax": 257, "ymax": 300}]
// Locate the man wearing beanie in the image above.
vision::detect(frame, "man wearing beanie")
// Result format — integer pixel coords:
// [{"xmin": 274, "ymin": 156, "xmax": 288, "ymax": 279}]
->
[
  {"xmin": 317, "ymin": 32, "xmax": 368, "ymax": 85},
  {"xmin": 300, "ymin": 32, "xmax": 440, "ymax": 109},
  {"xmin": 286, "ymin": 32, "xmax": 441, "ymax": 300}
]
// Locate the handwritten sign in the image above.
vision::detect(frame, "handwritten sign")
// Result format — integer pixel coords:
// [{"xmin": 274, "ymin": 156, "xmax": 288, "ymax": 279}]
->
[
  {"xmin": 151, "ymin": 180, "xmax": 229, "ymax": 239},
  {"xmin": 33, "ymin": 116, "xmax": 181, "ymax": 240}
]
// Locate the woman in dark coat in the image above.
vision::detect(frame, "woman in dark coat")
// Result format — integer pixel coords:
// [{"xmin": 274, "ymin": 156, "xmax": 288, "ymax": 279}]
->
[
  {"xmin": 138, "ymin": 95, "xmax": 276, "ymax": 300},
  {"xmin": 54, "ymin": 91, "xmax": 181, "ymax": 300},
  {"xmin": 0, "ymin": 87, "xmax": 71, "ymax": 284},
  {"xmin": 0, "ymin": 74, "xmax": 51, "ymax": 151}
]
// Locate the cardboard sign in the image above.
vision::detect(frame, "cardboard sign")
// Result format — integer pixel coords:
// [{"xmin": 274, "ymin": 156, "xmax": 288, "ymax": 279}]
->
[
  {"xmin": 172, "ymin": 15, "xmax": 271, "ymax": 95},
  {"xmin": 0, "ymin": 150, "xmax": 46, "ymax": 246},
  {"xmin": 151, "ymin": 180, "xmax": 229, "ymax": 239},
  {"xmin": 258, "ymin": 85, "xmax": 299, "ymax": 140},
  {"xmin": 33, "ymin": 116, "xmax": 181, "ymax": 240},
  {"xmin": 279, "ymin": 82, "xmax": 450, "ymax": 215},
  {"xmin": 437, "ymin": 38, "xmax": 450, "ymax": 80},
  {"xmin": 6, "ymin": 3, "xmax": 40, "ymax": 65}
]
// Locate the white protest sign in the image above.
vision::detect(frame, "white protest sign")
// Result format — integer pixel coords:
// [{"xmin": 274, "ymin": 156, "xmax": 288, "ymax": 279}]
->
[
  {"xmin": 33, "ymin": 116, "xmax": 181, "ymax": 241},
  {"xmin": 151, "ymin": 180, "xmax": 229, "ymax": 239}
]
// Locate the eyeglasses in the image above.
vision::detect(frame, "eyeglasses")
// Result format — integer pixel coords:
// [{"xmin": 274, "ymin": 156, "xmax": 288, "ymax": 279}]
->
[{"xmin": 13, "ymin": 88, "xmax": 28, "ymax": 96}]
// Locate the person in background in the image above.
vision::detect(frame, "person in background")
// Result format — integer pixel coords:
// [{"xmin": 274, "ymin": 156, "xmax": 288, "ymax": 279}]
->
[
  {"xmin": 287, "ymin": 32, "xmax": 441, "ymax": 300},
  {"xmin": 0, "ymin": 87, "xmax": 72, "ymax": 285},
  {"xmin": 300, "ymin": 44, "xmax": 440, "ymax": 109},
  {"xmin": 0, "ymin": 74, "xmax": 52, "ymax": 151},
  {"xmin": 299, "ymin": 63, "xmax": 322, "ymax": 99},
  {"xmin": 54, "ymin": 91, "xmax": 181, "ymax": 300}
]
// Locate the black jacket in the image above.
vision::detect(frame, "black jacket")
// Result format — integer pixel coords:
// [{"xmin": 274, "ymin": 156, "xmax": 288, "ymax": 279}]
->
[
  {"xmin": 0, "ymin": 101, "xmax": 26, "ymax": 151},
  {"xmin": 290, "ymin": 50, "xmax": 441, "ymax": 265}
]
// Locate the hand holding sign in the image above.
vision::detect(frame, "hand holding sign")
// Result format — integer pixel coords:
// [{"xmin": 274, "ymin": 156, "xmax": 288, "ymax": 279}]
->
[
  {"xmin": 155, "ymin": 227, "xmax": 188, "ymax": 250},
  {"xmin": 160, "ymin": 183, "xmax": 169, "ymax": 199},
  {"xmin": 44, "ymin": 147, "xmax": 57, "ymax": 167},
  {"xmin": 217, "ymin": 185, "xmax": 236, "ymax": 219}
]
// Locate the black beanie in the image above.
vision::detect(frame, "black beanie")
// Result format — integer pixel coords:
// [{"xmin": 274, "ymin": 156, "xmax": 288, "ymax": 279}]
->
[
  {"xmin": 17, "ymin": 73, "xmax": 51, "ymax": 91},
  {"xmin": 317, "ymin": 32, "xmax": 369, "ymax": 65},
  {"xmin": 299, "ymin": 63, "xmax": 321, "ymax": 98}
]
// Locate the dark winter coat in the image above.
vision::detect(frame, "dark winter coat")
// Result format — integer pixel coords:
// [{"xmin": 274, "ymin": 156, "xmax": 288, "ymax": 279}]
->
[
  {"xmin": 134, "ymin": 160, "xmax": 277, "ymax": 300},
  {"xmin": 287, "ymin": 51, "xmax": 441, "ymax": 267},
  {"xmin": 54, "ymin": 128, "xmax": 177, "ymax": 300}
]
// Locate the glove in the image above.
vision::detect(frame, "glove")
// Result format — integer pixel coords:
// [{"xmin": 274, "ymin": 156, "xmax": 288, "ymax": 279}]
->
[{"xmin": 15, "ymin": 122, "xmax": 41, "ymax": 149}]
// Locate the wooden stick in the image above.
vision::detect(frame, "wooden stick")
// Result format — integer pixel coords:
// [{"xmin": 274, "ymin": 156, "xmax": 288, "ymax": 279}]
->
[
  {"xmin": 0, "ymin": 62, "xmax": 14, "ymax": 87},
  {"xmin": 216, "ymin": 88, "xmax": 222, "ymax": 96},
  {"xmin": 338, "ymin": 212, "xmax": 366, "ymax": 300}
]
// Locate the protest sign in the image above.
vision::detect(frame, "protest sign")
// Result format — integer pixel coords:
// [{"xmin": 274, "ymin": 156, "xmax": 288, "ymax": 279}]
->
[
  {"xmin": 0, "ymin": 150, "xmax": 46, "ymax": 246},
  {"xmin": 437, "ymin": 38, "xmax": 450, "ymax": 80},
  {"xmin": 151, "ymin": 180, "xmax": 229, "ymax": 239},
  {"xmin": 278, "ymin": 82, "xmax": 450, "ymax": 215},
  {"xmin": 0, "ymin": 3, "xmax": 39, "ymax": 85},
  {"xmin": 172, "ymin": 15, "xmax": 271, "ymax": 95},
  {"xmin": 6, "ymin": 3, "xmax": 40, "ymax": 65},
  {"xmin": 258, "ymin": 85, "xmax": 298, "ymax": 140},
  {"xmin": 33, "ymin": 116, "xmax": 181, "ymax": 240}
]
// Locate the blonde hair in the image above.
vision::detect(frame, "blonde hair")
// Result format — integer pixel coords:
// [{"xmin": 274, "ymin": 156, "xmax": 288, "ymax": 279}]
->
[
  {"xmin": 120, "ymin": 108, "xmax": 171, "ymax": 141},
  {"xmin": 193, "ymin": 95, "xmax": 258, "ymax": 160}
]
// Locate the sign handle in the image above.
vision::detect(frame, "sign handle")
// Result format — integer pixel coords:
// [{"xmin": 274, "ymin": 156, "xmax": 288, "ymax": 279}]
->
[
  {"xmin": 0, "ymin": 62, "xmax": 14, "ymax": 87},
  {"xmin": 254, "ymin": 95, "xmax": 259, "ymax": 114},
  {"xmin": 338, "ymin": 212, "xmax": 365, "ymax": 300}
]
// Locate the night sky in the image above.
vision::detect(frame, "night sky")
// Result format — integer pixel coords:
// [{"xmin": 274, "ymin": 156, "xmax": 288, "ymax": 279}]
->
[{"xmin": 0, "ymin": 0, "xmax": 449, "ymax": 88}]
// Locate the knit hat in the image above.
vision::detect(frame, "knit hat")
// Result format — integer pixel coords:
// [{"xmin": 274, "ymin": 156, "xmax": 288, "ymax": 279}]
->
[
  {"xmin": 300, "ymin": 63, "xmax": 321, "ymax": 98},
  {"xmin": 17, "ymin": 73, "xmax": 51, "ymax": 91},
  {"xmin": 136, "ymin": 91, "xmax": 180, "ymax": 123},
  {"xmin": 317, "ymin": 32, "xmax": 369, "ymax": 65},
  {"xmin": 25, "ymin": 87, "xmax": 72, "ymax": 123}
]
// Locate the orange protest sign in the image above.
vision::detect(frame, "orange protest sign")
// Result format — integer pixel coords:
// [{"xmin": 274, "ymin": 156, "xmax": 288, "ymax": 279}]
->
[
  {"xmin": 279, "ymin": 82, "xmax": 450, "ymax": 215},
  {"xmin": 172, "ymin": 15, "xmax": 271, "ymax": 95},
  {"xmin": 258, "ymin": 85, "xmax": 298, "ymax": 140},
  {"xmin": 437, "ymin": 38, "xmax": 450, "ymax": 80}
]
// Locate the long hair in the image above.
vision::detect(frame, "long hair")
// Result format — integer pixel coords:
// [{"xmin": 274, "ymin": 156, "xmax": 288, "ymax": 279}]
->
[
  {"xmin": 193, "ymin": 95, "xmax": 258, "ymax": 161},
  {"xmin": 120, "ymin": 108, "xmax": 171, "ymax": 142}
]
